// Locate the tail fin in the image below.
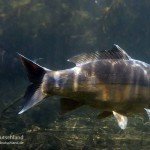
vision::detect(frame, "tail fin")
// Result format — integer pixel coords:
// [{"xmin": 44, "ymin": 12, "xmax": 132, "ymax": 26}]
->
[{"xmin": 18, "ymin": 53, "xmax": 49, "ymax": 114}]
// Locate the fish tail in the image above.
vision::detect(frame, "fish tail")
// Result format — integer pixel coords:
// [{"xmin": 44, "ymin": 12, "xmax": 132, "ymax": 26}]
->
[{"xmin": 17, "ymin": 53, "xmax": 48, "ymax": 114}]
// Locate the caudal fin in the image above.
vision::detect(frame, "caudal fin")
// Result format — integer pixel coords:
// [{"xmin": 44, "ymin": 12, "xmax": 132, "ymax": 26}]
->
[{"xmin": 18, "ymin": 53, "xmax": 49, "ymax": 114}]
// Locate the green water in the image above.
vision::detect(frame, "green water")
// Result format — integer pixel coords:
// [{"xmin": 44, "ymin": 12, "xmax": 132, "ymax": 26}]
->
[{"xmin": 0, "ymin": 0, "xmax": 150, "ymax": 149}]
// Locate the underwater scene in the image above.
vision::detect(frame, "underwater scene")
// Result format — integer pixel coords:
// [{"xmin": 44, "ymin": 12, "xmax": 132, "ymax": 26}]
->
[{"xmin": 0, "ymin": 0, "xmax": 150, "ymax": 149}]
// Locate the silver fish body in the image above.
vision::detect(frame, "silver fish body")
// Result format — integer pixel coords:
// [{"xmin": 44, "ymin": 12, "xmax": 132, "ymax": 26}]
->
[
  {"xmin": 18, "ymin": 45, "xmax": 150, "ymax": 129},
  {"xmin": 43, "ymin": 59, "xmax": 150, "ymax": 114}
]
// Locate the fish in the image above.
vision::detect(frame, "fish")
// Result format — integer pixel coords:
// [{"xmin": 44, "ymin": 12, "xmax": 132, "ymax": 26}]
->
[{"xmin": 18, "ymin": 44, "xmax": 150, "ymax": 129}]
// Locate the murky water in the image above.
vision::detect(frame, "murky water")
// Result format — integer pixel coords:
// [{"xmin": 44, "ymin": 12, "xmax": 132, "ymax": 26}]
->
[{"xmin": 0, "ymin": 0, "xmax": 150, "ymax": 149}]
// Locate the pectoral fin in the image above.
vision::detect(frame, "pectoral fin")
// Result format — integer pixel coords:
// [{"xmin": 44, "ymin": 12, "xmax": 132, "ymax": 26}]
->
[
  {"xmin": 113, "ymin": 111, "xmax": 128, "ymax": 130},
  {"xmin": 144, "ymin": 108, "xmax": 150, "ymax": 119},
  {"xmin": 60, "ymin": 98, "xmax": 83, "ymax": 115},
  {"xmin": 97, "ymin": 111, "xmax": 112, "ymax": 119}
]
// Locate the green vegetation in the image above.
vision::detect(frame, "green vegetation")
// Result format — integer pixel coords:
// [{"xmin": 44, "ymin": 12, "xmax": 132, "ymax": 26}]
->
[
  {"xmin": 0, "ymin": 0, "xmax": 150, "ymax": 70},
  {"xmin": 0, "ymin": 0, "xmax": 150, "ymax": 149}
]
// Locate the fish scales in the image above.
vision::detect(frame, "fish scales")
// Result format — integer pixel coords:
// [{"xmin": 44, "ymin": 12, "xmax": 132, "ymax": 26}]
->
[{"xmin": 17, "ymin": 45, "xmax": 150, "ymax": 129}]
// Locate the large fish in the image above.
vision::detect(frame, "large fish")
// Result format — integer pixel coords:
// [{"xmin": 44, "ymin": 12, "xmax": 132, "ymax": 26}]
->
[{"xmin": 18, "ymin": 45, "xmax": 150, "ymax": 129}]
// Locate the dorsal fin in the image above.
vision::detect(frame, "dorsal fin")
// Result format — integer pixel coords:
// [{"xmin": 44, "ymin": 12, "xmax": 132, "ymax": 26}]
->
[{"xmin": 68, "ymin": 45, "xmax": 131, "ymax": 66}]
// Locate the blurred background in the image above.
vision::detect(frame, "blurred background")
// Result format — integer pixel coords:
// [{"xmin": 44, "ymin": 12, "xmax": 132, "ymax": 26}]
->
[{"xmin": 0, "ymin": 0, "xmax": 150, "ymax": 149}]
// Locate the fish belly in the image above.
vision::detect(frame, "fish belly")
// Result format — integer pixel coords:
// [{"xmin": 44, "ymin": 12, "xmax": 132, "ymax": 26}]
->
[
  {"xmin": 66, "ymin": 83, "xmax": 149, "ymax": 114},
  {"xmin": 87, "ymin": 84, "xmax": 149, "ymax": 114}
]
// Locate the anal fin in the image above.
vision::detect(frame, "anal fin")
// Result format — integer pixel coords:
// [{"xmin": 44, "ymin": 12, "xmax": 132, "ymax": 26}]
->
[
  {"xmin": 97, "ymin": 111, "xmax": 112, "ymax": 119},
  {"xmin": 113, "ymin": 111, "xmax": 128, "ymax": 130},
  {"xmin": 144, "ymin": 108, "xmax": 150, "ymax": 120},
  {"xmin": 60, "ymin": 98, "xmax": 83, "ymax": 115}
]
